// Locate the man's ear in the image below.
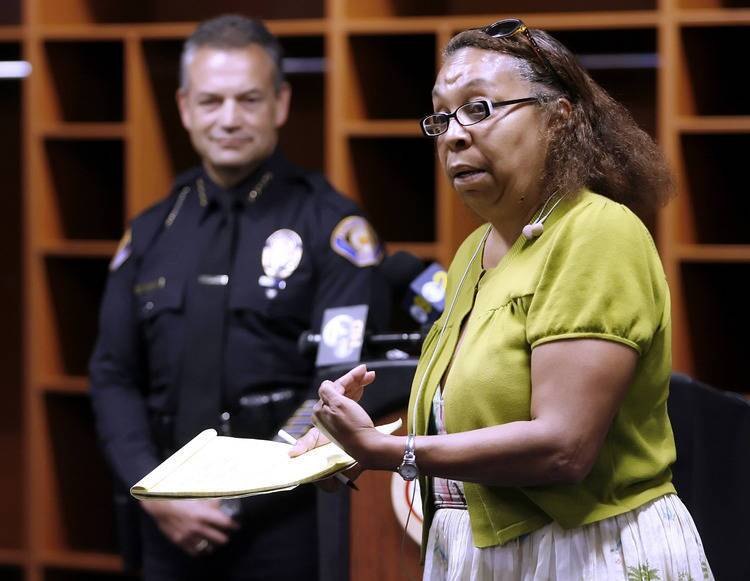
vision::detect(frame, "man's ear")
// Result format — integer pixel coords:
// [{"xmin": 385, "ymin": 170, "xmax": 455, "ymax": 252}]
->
[
  {"xmin": 274, "ymin": 82, "xmax": 292, "ymax": 129},
  {"xmin": 176, "ymin": 88, "xmax": 192, "ymax": 131}
]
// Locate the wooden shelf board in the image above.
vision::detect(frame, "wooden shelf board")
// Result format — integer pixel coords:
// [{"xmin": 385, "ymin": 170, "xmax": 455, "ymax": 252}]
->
[
  {"xmin": 38, "ymin": 19, "xmax": 326, "ymax": 41},
  {"xmin": 265, "ymin": 19, "xmax": 327, "ymax": 36},
  {"xmin": 41, "ymin": 550, "xmax": 122, "ymax": 572},
  {"xmin": 676, "ymin": 9, "xmax": 750, "ymax": 25},
  {"xmin": 344, "ymin": 11, "xmax": 659, "ymax": 34},
  {"xmin": 0, "ymin": 25, "xmax": 24, "ymax": 41},
  {"xmin": 37, "ymin": 240, "xmax": 118, "ymax": 258},
  {"xmin": 39, "ymin": 123, "xmax": 127, "ymax": 139},
  {"xmin": 386, "ymin": 241, "xmax": 438, "ymax": 258},
  {"xmin": 37, "ymin": 25, "xmax": 129, "ymax": 40},
  {"xmin": 676, "ymin": 116, "xmax": 750, "ymax": 133},
  {"xmin": 344, "ymin": 120, "xmax": 423, "ymax": 137},
  {"xmin": 132, "ymin": 20, "xmax": 327, "ymax": 39},
  {"xmin": 345, "ymin": 18, "xmax": 453, "ymax": 34},
  {"xmin": 675, "ymin": 244, "xmax": 750, "ymax": 262},
  {"xmin": 0, "ymin": 547, "xmax": 25, "ymax": 565},
  {"xmin": 38, "ymin": 375, "xmax": 89, "ymax": 395}
]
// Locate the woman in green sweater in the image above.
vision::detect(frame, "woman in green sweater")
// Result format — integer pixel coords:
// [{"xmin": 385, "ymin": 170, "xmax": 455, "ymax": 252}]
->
[{"xmin": 293, "ymin": 19, "xmax": 712, "ymax": 580}]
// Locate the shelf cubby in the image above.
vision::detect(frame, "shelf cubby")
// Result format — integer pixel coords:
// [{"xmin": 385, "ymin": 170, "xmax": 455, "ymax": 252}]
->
[
  {"xmin": 676, "ymin": 133, "xmax": 750, "ymax": 245},
  {"xmin": 42, "ymin": 139, "xmax": 124, "ymax": 241},
  {"xmin": 42, "ymin": 257, "xmax": 109, "ymax": 377},
  {"xmin": 679, "ymin": 262, "xmax": 750, "ymax": 392},
  {"xmin": 140, "ymin": 38, "xmax": 198, "ymax": 180},
  {"xmin": 0, "ymin": 40, "xmax": 23, "ymax": 556},
  {"xmin": 0, "ymin": 41, "xmax": 21, "ymax": 60},
  {"xmin": 349, "ymin": 137, "xmax": 435, "ymax": 242},
  {"xmin": 678, "ymin": 25, "xmax": 750, "ymax": 116},
  {"xmin": 278, "ymin": 36, "xmax": 326, "ymax": 172},
  {"xmin": 41, "ymin": 393, "xmax": 119, "ymax": 554},
  {"xmin": 37, "ymin": 0, "xmax": 324, "ymax": 25},
  {"xmin": 0, "ymin": 1, "xmax": 20, "ymax": 26},
  {"xmin": 345, "ymin": 34, "xmax": 435, "ymax": 120},
  {"xmin": 41, "ymin": 41, "xmax": 123, "ymax": 123}
]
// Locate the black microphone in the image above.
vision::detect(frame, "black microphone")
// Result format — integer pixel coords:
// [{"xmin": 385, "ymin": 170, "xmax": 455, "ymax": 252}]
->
[
  {"xmin": 380, "ymin": 251, "xmax": 447, "ymax": 327},
  {"xmin": 298, "ymin": 330, "xmax": 425, "ymax": 356},
  {"xmin": 379, "ymin": 251, "xmax": 426, "ymax": 298}
]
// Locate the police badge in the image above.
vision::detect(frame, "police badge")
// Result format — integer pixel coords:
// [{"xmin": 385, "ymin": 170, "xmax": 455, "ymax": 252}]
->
[{"xmin": 259, "ymin": 229, "xmax": 304, "ymax": 298}]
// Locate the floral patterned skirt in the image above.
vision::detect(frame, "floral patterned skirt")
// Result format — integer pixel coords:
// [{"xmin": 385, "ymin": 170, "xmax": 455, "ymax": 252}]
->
[{"xmin": 423, "ymin": 494, "xmax": 713, "ymax": 581}]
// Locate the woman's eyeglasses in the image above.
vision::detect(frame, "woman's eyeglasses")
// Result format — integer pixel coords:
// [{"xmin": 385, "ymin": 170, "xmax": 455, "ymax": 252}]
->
[
  {"xmin": 420, "ymin": 97, "xmax": 538, "ymax": 137},
  {"xmin": 483, "ymin": 18, "xmax": 569, "ymax": 96}
]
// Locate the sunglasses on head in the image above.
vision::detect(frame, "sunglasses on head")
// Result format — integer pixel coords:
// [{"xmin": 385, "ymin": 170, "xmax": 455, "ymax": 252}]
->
[{"xmin": 482, "ymin": 18, "xmax": 569, "ymax": 96}]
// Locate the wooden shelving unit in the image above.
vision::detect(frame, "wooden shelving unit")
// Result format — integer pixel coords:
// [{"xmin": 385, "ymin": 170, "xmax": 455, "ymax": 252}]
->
[{"xmin": 0, "ymin": 0, "xmax": 746, "ymax": 579}]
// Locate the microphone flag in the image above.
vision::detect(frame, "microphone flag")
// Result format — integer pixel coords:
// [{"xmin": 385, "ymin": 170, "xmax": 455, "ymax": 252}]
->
[
  {"xmin": 315, "ymin": 304, "xmax": 369, "ymax": 367},
  {"xmin": 405, "ymin": 263, "xmax": 446, "ymax": 326}
]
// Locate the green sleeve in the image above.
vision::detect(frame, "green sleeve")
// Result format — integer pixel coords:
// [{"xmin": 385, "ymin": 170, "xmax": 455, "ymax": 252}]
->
[{"xmin": 526, "ymin": 200, "xmax": 665, "ymax": 355}]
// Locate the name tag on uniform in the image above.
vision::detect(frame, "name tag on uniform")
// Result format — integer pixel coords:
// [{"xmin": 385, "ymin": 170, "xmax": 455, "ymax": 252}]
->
[{"xmin": 198, "ymin": 274, "xmax": 229, "ymax": 286}]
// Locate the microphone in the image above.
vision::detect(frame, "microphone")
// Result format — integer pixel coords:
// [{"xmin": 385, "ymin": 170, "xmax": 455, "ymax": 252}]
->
[
  {"xmin": 380, "ymin": 251, "xmax": 447, "ymax": 327},
  {"xmin": 297, "ymin": 253, "xmax": 445, "ymax": 365},
  {"xmin": 298, "ymin": 330, "xmax": 425, "ymax": 356}
]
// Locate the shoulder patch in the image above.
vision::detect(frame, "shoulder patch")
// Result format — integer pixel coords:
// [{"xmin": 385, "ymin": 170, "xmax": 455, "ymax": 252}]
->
[
  {"xmin": 109, "ymin": 229, "xmax": 132, "ymax": 272},
  {"xmin": 330, "ymin": 216, "xmax": 383, "ymax": 267}
]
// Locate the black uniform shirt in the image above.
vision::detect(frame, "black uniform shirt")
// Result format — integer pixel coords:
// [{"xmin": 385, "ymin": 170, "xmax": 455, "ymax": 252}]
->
[{"xmin": 90, "ymin": 151, "xmax": 385, "ymax": 487}]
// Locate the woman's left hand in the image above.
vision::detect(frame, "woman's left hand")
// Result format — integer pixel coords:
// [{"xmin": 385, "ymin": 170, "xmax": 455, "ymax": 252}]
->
[{"xmin": 312, "ymin": 378, "xmax": 383, "ymax": 466}]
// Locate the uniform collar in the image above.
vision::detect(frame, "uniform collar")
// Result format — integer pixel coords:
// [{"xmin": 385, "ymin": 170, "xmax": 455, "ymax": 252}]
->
[{"xmin": 195, "ymin": 149, "xmax": 297, "ymax": 219}]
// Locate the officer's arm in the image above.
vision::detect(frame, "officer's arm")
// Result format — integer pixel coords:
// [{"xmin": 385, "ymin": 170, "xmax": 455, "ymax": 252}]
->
[{"xmin": 89, "ymin": 253, "xmax": 160, "ymax": 488}]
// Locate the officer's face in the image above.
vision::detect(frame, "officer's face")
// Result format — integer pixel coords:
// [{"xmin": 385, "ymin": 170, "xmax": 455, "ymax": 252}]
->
[{"xmin": 177, "ymin": 45, "xmax": 291, "ymax": 184}]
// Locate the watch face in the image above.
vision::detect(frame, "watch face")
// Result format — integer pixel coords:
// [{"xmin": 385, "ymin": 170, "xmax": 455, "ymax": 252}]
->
[{"xmin": 399, "ymin": 463, "xmax": 419, "ymax": 481}]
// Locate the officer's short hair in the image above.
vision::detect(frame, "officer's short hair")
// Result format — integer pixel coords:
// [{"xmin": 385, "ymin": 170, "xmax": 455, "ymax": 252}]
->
[{"xmin": 179, "ymin": 14, "xmax": 285, "ymax": 92}]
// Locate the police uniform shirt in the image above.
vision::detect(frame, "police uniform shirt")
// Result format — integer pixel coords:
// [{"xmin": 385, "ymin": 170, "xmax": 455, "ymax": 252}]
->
[{"xmin": 89, "ymin": 150, "xmax": 385, "ymax": 487}]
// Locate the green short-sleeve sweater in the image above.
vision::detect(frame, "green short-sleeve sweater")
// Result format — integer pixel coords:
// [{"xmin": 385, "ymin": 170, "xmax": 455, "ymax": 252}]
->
[{"xmin": 407, "ymin": 190, "xmax": 676, "ymax": 549}]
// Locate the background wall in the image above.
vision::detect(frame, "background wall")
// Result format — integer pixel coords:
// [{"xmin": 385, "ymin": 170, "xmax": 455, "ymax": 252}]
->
[{"xmin": 1, "ymin": 0, "xmax": 748, "ymax": 579}]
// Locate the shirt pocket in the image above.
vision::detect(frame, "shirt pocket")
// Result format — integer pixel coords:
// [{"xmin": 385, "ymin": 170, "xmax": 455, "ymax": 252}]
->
[
  {"xmin": 135, "ymin": 276, "xmax": 184, "ymax": 321},
  {"xmin": 134, "ymin": 276, "xmax": 186, "ymax": 393}
]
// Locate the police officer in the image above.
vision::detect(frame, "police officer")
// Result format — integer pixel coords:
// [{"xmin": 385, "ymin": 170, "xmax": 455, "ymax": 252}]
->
[{"xmin": 89, "ymin": 15, "xmax": 386, "ymax": 581}]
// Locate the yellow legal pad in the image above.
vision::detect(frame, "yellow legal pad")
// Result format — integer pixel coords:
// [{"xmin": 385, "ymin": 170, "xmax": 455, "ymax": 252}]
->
[{"xmin": 130, "ymin": 418, "xmax": 402, "ymax": 500}]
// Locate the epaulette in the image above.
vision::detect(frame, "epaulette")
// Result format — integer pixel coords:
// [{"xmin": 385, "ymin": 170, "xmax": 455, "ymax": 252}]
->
[{"xmin": 302, "ymin": 172, "xmax": 334, "ymax": 194}]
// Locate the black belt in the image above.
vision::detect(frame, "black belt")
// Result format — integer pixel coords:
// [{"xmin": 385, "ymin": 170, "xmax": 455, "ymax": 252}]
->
[
  {"xmin": 219, "ymin": 388, "xmax": 303, "ymax": 440},
  {"xmin": 150, "ymin": 387, "xmax": 304, "ymax": 456}
]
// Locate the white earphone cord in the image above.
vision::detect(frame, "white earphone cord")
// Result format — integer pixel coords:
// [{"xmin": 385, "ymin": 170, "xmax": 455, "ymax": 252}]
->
[
  {"xmin": 408, "ymin": 224, "xmax": 492, "ymax": 437},
  {"xmin": 534, "ymin": 192, "xmax": 565, "ymax": 225},
  {"xmin": 398, "ymin": 224, "xmax": 491, "ymax": 580}
]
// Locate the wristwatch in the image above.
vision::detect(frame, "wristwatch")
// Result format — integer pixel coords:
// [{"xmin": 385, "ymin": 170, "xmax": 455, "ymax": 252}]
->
[{"xmin": 397, "ymin": 433, "xmax": 419, "ymax": 481}]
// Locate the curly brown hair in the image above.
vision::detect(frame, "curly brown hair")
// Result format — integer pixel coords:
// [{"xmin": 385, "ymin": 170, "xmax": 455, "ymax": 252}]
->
[{"xmin": 444, "ymin": 28, "xmax": 673, "ymax": 217}]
